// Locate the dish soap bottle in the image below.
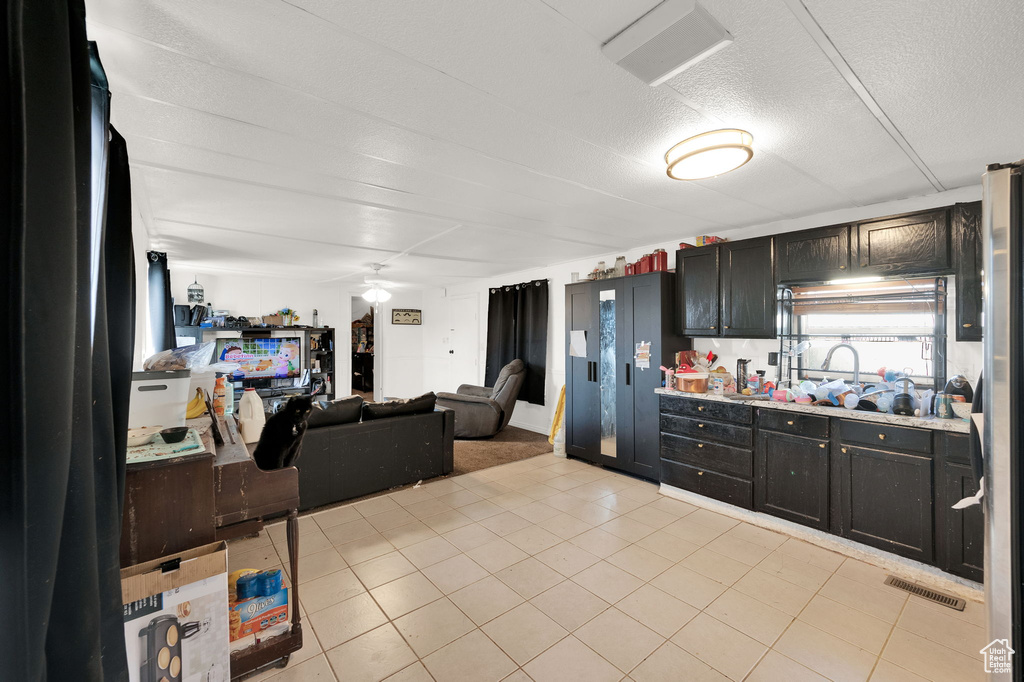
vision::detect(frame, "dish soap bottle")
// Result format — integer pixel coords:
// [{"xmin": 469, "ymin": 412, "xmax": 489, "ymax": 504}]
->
[{"xmin": 238, "ymin": 388, "xmax": 266, "ymax": 444}]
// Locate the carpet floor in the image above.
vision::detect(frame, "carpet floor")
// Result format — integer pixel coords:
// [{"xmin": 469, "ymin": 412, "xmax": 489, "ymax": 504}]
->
[{"xmin": 452, "ymin": 425, "xmax": 553, "ymax": 475}]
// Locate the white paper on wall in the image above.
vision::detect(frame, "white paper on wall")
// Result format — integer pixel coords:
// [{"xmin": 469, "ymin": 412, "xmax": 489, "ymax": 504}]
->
[
  {"xmin": 635, "ymin": 341, "xmax": 651, "ymax": 369},
  {"xmin": 569, "ymin": 330, "xmax": 587, "ymax": 357}
]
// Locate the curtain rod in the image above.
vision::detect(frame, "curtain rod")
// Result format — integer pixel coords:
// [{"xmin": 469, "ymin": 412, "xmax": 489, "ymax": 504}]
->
[{"xmin": 491, "ymin": 278, "xmax": 549, "ymax": 293}]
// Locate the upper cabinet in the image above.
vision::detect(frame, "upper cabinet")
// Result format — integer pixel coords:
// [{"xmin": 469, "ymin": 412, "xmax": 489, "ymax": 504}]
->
[
  {"xmin": 776, "ymin": 225, "xmax": 852, "ymax": 284},
  {"xmin": 854, "ymin": 209, "xmax": 950, "ymax": 275},
  {"xmin": 952, "ymin": 201, "xmax": 983, "ymax": 342},
  {"xmin": 676, "ymin": 246, "xmax": 720, "ymax": 336},
  {"xmin": 720, "ymin": 238, "xmax": 775, "ymax": 338}
]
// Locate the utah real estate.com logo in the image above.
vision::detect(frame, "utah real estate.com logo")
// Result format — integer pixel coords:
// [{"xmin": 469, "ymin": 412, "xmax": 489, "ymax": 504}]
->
[{"xmin": 981, "ymin": 639, "xmax": 1014, "ymax": 674}]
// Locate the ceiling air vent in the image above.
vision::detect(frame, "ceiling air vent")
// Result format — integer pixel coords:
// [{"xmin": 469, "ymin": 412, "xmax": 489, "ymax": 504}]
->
[{"xmin": 602, "ymin": 0, "xmax": 732, "ymax": 86}]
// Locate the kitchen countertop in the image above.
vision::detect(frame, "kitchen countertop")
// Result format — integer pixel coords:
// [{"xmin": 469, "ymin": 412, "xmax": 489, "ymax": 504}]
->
[{"xmin": 656, "ymin": 388, "xmax": 970, "ymax": 433}]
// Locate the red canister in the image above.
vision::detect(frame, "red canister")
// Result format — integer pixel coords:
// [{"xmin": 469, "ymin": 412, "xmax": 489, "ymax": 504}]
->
[
  {"xmin": 652, "ymin": 249, "xmax": 668, "ymax": 271},
  {"xmin": 625, "ymin": 263, "xmax": 634, "ymax": 276},
  {"xmin": 638, "ymin": 255, "xmax": 651, "ymax": 274}
]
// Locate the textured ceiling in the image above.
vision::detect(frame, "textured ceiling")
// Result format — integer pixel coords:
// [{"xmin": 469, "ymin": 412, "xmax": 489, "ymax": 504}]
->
[{"xmin": 84, "ymin": 0, "xmax": 1024, "ymax": 285}]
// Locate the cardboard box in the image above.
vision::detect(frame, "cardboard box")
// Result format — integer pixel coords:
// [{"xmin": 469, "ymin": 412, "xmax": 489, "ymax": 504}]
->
[{"xmin": 121, "ymin": 542, "xmax": 230, "ymax": 682}]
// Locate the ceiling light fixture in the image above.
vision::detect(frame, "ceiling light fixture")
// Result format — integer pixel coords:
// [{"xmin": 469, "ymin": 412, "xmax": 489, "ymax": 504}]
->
[
  {"xmin": 362, "ymin": 263, "xmax": 392, "ymax": 303},
  {"xmin": 665, "ymin": 128, "xmax": 753, "ymax": 180}
]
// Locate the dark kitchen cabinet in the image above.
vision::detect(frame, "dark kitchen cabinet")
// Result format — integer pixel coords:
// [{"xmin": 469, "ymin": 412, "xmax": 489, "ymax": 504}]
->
[
  {"xmin": 775, "ymin": 224, "xmax": 852, "ymax": 284},
  {"xmin": 720, "ymin": 238, "xmax": 775, "ymax": 338},
  {"xmin": 676, "ymin": 246, "xmax": 720, "ymax": 336},
  {"xmin": 855, "ymin": 209, "xmax": 950, "ymax": 275},
  {"xmin": 755, "ymin": 429, "xmax": 829, "ymax": 530},
  {"xmin": 941, "ymin": 461, "xmax": 984, "ymax": 582},
  {"xmin": 952, "ymin": 201, "xmax": 983, "ymax": 342}
]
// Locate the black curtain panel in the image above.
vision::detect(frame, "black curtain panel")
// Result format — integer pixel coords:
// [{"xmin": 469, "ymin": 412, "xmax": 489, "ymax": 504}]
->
[
  {"xmin": 147, "ymin": 250, "xmax": 175, "ymax": 352},
  {"xmin": 4, "ymin": 2, "xmax": 133, "ymax": 678},
  {"xmin": 485, "ymin": 280, "xmax": 549, "ymax": 405}
]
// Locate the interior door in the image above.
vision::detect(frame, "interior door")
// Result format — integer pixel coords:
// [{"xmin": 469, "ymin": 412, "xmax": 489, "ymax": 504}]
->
[{"xmin": 447, "ymin": 294, "xmax": 480, "ymax": 391}]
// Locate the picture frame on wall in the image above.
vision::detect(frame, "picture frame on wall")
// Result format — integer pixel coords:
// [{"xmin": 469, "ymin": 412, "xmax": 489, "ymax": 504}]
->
[{"xmin": 392, "ymin": 309, "xmax": 422, "ymax": 325}]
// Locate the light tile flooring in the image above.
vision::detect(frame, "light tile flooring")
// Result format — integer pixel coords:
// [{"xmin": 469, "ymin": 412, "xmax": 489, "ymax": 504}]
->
[{"xmin": 231, "ymin": 454, "xmax": 988, "ymax": 682}]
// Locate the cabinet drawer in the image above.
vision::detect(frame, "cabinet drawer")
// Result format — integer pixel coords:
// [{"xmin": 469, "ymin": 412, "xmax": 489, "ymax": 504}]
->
[
  {"xmin": 758, "ymin": 409, "xmax": 829, "ymax": 439},
  {"xmin": 661, "ymin": 433, "xmax": 752, "ymax": 478},
  {"xmin": 661, "ymin": 459, "xmax": 753, "ymax": 509},
  {"xmin": 660, "ymin": 395, "xmax": 752, "ymax": 424},
  {"xmin": 660, "ymin": 414, "xmax": 753, "ymax": 448},
  {"xmin": 944, "ymin": 433, "xmax": 972, "ymax": 466},
  {"xmin": 839, "ymin": 420, "xmax": 932, "ymax": 454}
]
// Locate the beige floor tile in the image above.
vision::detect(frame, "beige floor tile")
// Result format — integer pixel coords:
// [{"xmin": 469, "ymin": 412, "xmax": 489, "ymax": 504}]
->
[
  {"xmin": 566, "ymin": 502, "xmax": 620, "ymax": 525},
  {"xmin": 881, "ymin": 627, "xmax": 985, "ymax": 682},
  {"xmin": 535, "ymin": 541, "xmax": 601, "ymax": 577},
  {"xmin": 704, "ymin": 589, "xmax": 793, "ymax": 646},
  {"xmin": 650, "ymin": 564, "xmax": 728, "ymax": 609},
  {"xmin": 545, "ymin": 475, "xmax": 586, "ymax": 492},
  {"xmin": 324, "ymin": 623, "xmax": 417, "ymax": 682},
  {"xmin": 505, "ymin": 525, "xmax": 563, "ymax": 555},
  {"xmin": 625, "ymin": 504, "xmax": 678, "ymax": 529},
  {"xmin": 617, "ymin": 485, "xmax": 662, "ymax": 504},
  {"xmin": 897, "ymin": 600, "xmax": 986, "ymax": 657},
  {"xmin": 498, "ymin": 474, "xmax": 536, "ymax": 491},
  {"xmin": 724, "ymin": 522, "xmax": 788, "ymax": 549},
  {"xmin": 757, "ymin": 549, "xmax": 834, "ymax": 591},
  {"xmin": 421, "ymin": 509, "xmax": 474, "ymax": 534},
  {"xmin": 436, "ymin": 488, "xmax": 484, "ymax": 509},
  {"xmin": 630, "ymin": 641, "xmax": 730, "ymax": 682},
  {"xmin": 615, "ymin": 584, "xmax": 698, "ymax": 638},
  {"xmin": 228, "ymin": 545, "xmax": 281, "ymax": 573},
  {"xmin": 800, "ymin": 594, "xmax": 894, "ymax": 654},
  {"xmin": 594, "ymin": 493, "xmax": 648, "ymax": 514},
  {"xmin": 569, "ymin": 469, "xmax": 613, "ymax": 484},
  {"xmin": 228, "ymin": 531, "xmax": 273, "ymax": 554},
  {"xmin": 492, "ymin": 492, "xmax": 535, "ymax": 510},
  {"xmin": 366, "ymin": 507, "xmax": 417, "ymax": 533},
  {"xmin": 733, "ymin": 569, "xmax": 815, "ymax": 616},
  {"xmin": 260, "ymin": 654, "xmax": 337, "ymax": 682},
  {"xmin": 494, "ymin": 557, "xmax": 564, "ymax": 599},
  {"xmin": 422, "ymin": 553, "xmax": 489, "ymax": 594},
  {"xmin": 323, "ymin": 518, "xmax": 377, "ymax": 546},
  {"xmin": 634, "ymin": 529, "xmax": 700, "ymax": 562},
  {"xmin": 292, "ymin": 530, "xmax": 334, "ymax": 558},
  {"xmin": 370, "ymin": 571, "xmax": 444, "ymax": 619},
  {"xmin": 468, "ymin": 481, "xmax": 513, "ymax": 498},
  {"xmin": 466, "ymin": 538, "xmax": 530, "ymax": 573},
  {"xmin": 519, "ymin": 483, "xmax": 561, "ymax": 500},
  {"xmin": 250, "ymin": 626, "xmax": 322, "ymax": 680},
  {"xmin": 399, "ymin": 536, "xmax": 461, "ymax": 569},
  {"xmin": 646, "ymin": 496, "xmax": 698, "ymax": 517},
  {"xmin": 302, "ymin": 567, "xmax": 365, "ymax": 613},
  {"xmin": 458, "ymin": 499, "xmax": 505, "ymax": 521},
  {"xmin": 836, "ymin": 557, "xmax": 893, "ymax": 586},
  {"xmin": 482, "ymin": 602, "xmax": 569, "ymax": 665},
  {"xmin": 575, "ymin": 607, "xmax": 664, "ymax": 673},
  {"xmin": 354, "ymin": 495, "xmax": 400, "ymax": 517},
  {"xmin": 500, "ymin": 670, "xmax": 533, "ymax": 682},
  {"xmin": 869, "ymin": 659, "xmax": 930, "ymax": 681},
  {"xmin": 383, "ymin": 662, "xmax": 434, "ymax": 682},
  {"xmin": 606, "ymin": 544, "xmax": 673, "ymax": 581},
  {"xmin": 478, "ymin": 511, "xmax": 534, "ymax": 536},
  {"xmin": 569, "ymin": 483, "xmax": 616, "ymax": 502},
  {"xmin": 512, "ymin": 500, "xmax": 562, "ymax": 524},
  {"xmin": 523, "ymin": 467, "xmax": 563, "ymax": 483},
  {"xmin": 530, "ymin": 579, "xmax": 609, "ymax": 631},
  {"xmin": 672, "ymin": 613, "xmax": 767, "ymax": 681},
  {"xmin": 267, "ymin": 516, "xmax": 321, "ymax": 544},
  {"xmin": 542, "ymin": 491, "xmax": 590, "ymax": 513},
  {"xmin": 300, "ymin": 548, "xmax": 350, "ymax": 581},
  {"xmin": 390, "ymin": 487, "xmax": 436, "ymax": 507},
  {"xmin": 419, "ymin": 478, "xmax": 464, "ymax": 496},
  {"xmin": 705, "ymin": 533, "xmax": 773, "ymax": 566},
  {"xmin": 819, "ymin": 574, "xmax": 907, "ymax": 623},
  {"xmin": 909, "ymin": 595, "xmax": 986, "ymax": 628},
  {"xmin": 350, "ymin": 551, "xmax": 417, "ymax": 590},
  {"xmin": 308, "ymin": 592, "xmax": 388, "ymax": 650},
  {"xmin": 522, "ymin": 636, "xmax": 622, "ymax": 682},
  {"xmin": 403, "ymin": 498, "xmax": 453, "ymax": 520},
  {"xmin": 598, "ymin": 516, "xmax": 656, "ymax": 543},
  {"xmin": 394, "ymin": 597, "xmax": 476, "ymax": 657},
  {"xmin": 775, "ymin": 620, "xmax": 879, "ymax": 682},
  {"xmin": 662, "ymin": 516, "xmax": 726, "ymax": 545},
  {"xmin": 449, "ymin": 575, "xmax": 525, "ymax": 625},
  {"xmin": 569, "ymin": 527, "xmax": 632, "ymax": 559},
  {"xmin": 572, "ymin": 560, "xmax": 644, "ymax": 603},
  {"xmin": 680, "ymin": 547, "xmax": 751, "ymax": 585},
  {"xmin": 538, "ymin": 512, "xmax": 593, "ymax": 540},
  {"xmin": 335, "ymin": 534, "xmax": 394, "ymax": 566},
  {"xmin": 746, "ymin": 650, "xmax": 828, "ymax": 682},
  {"xmin": 381, "ymin": 521, "xmax": 437, "ymax": 550},
  {"xmin": 777, "ymin": 538, "xmax": 845, "ymax": 571},
  {"xmin": 442, "ymin": 522, "xmax": 501, "ymax": 552},
  {"xmin": 684, "ymin": 508, "xmax": 740, "ymax": 532},
  {"xmin": 422, "ymin": 629, "xmax": 518, "ymax": 682}
]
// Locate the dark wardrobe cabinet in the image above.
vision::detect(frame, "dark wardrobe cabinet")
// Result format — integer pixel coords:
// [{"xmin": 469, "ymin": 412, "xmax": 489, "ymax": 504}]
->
[
  {"xmin": 953, "ymin": 201, "xmax": 983, "ymax": 341},
  {"xmin": 565, "ymin": 272, "xmax": 687, "ymax": 480}
]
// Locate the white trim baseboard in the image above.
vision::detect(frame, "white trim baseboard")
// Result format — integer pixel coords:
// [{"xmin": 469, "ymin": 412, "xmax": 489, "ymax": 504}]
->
[
  {"xmin": 507, "ymin": 420, "xmax": 549, "ymax": 436},
  {"xmin": 659, "ymin": 483, "xmax": 985, "ymax": 602}
]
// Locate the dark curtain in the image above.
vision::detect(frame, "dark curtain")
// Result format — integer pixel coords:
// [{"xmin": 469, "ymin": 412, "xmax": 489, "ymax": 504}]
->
[
  {"xmin": 148, "ymin": 250, "xmax": 175, "ymax": 352},
  {"xmin": 485, "ymin": 280, "xmax": 549, "ymax": 405},
  {"xmin": 4, "ymin": 2, "xmax": 134, "ymax": 679}
]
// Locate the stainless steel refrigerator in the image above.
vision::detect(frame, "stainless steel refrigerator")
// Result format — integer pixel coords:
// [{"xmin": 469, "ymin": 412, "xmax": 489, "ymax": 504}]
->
[{"xmin": 983, "ymin": 161, "xmax": 1023, "ymax": 681}]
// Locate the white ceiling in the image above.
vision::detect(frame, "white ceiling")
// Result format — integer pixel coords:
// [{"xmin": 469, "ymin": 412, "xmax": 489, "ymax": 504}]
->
[{"xmin": 85, "ymin": 0, "xmax": 1024, "ymax": 286}]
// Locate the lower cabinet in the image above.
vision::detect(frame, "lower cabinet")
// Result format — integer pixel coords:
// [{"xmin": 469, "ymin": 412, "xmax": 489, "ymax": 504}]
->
[
  {"xmin": 755, "ymin": 430, "xmax": 829, "ymax": 530},
  {"xmin": 939, "ymin": 434, "xmax": 984, "ymax": 582},
  {"xmin": 661, "ymin": 459, "xmax": 753, "ymax": 510}
]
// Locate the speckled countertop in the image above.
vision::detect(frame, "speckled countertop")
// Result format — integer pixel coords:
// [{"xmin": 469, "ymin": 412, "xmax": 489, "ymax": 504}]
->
[{"xmin": 655, "ymin": 388, "xmax": 970, "ymax": 433}]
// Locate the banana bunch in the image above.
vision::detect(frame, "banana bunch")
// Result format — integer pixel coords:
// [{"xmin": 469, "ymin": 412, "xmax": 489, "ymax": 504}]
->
[{"xmin": 186, "ymin": 387, "xmax": 207, "ymax": 419}]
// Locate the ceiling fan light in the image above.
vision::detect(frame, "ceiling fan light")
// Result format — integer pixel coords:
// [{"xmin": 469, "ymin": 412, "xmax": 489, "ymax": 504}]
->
[
  {"xmin": 665, "ymin": 128, "xmax": 753, "ymax": 180},
  {"xmin": 362, "ymin": 284, "xmax": 392, "ymax": 303}
]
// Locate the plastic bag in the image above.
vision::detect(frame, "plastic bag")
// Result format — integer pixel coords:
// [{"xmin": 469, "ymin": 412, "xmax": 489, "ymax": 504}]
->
[{"xmin": 144, "ymin": 341, "xmax": 215, "ymax": 371}]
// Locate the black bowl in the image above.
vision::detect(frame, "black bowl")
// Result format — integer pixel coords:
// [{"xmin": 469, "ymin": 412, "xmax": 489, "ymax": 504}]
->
[{"xmin": 160, "ymin": 426, "xmax": 189, "ymax": 444}]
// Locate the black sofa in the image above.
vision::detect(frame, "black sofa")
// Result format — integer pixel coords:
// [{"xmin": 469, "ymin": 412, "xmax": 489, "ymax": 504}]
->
[{"xmin": 297, "ymin": 399, "xmax": 454, "ymax": 511}]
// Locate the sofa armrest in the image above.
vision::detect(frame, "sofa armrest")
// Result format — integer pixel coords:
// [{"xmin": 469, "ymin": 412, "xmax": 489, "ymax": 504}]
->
[
  {"xmin": 456, "ymin": 384, "xmax": 492, "ymax": 398},
  {"xmin": 437, "ymin": 392, "xmax": 500, "ymax": 410}
]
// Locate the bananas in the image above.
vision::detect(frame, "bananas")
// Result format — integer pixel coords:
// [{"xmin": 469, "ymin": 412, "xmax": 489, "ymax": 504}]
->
[{"xmin": 186, "ymin": 387, "xmax": 207, "ymax": 419}]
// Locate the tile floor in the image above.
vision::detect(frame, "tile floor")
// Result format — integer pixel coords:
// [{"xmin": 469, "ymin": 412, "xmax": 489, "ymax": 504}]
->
[{"xmin": 231, "ymin": 453, "xmax": 988, "ymax": 682}]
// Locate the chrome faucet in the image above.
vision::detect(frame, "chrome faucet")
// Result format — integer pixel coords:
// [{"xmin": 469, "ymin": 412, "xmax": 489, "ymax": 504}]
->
[{"xmin": 821, "ymin": 343, "xmax": 860, "ymax": 385}]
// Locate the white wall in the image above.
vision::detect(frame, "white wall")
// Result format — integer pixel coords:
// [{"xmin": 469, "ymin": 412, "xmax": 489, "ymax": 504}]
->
[
  {"xmin": 431, "ymin": 185, "xmax": 985, "ymax": 434},
  {"xmin": 373, "ymin": 290, "xmax": 426, "ymax": 400}
]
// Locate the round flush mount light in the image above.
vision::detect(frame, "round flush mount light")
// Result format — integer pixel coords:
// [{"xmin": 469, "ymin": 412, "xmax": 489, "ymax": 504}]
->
[{"xmin": 665, "ymin": 128, "xmax": 754, "ymax": 180}]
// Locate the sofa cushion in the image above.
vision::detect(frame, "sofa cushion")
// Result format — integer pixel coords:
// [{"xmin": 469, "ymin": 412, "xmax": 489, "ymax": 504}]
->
[
  {"xmin": 307, "ymin": 395, "xmax": 363, "ymax": 428},
  {"xmin": 362, "ymin": 392, "xmax": 437, "ymax": 420},
  {"xmin": 490, "ymin": 359, "xmax": 525, "ymax": 399}
]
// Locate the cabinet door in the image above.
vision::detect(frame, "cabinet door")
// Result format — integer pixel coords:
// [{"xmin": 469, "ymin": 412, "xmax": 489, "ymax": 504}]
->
[
  {"xmin": 855, "ymin": 209, "xmax": 950, "ymax": 275},
  {"xmin": 676, "ymin": 247, "xmax": 720, "ymax": 336},
  {"xmin": 625, "ymin": 276, "xmax": 660, "ymax": 478},
  {"xmin": 953, "ymin": 201, "xmax": 983, "ymax": 342},
  {"xmin": 721, "ymin": 238, "xmax": 775, "ymax": 338},
  {"xmin": 838, "ymin": 444, "xmax": 934, "ymax": 563},
  {"xmin": 756, "ymin": 430, "xmax": 829, "ymax": 530},
  {"xmin": 565, "ymin": 283, "xmax": 599, "ymax": 460},
  {"xmin": 595, "ymin": 280, "xmax": 626, "ymax": 464},
  {"xmin": 941, "ymin": 462, "xmax": 984, "ymax": 582},
  {"xmin": 776, "ymin": 225, "xmax": 851, "ymax": 283}
]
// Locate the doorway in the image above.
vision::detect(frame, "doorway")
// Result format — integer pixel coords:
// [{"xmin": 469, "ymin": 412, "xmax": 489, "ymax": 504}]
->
[
  {"xmin": 351, "ymin": 297, "xmax": 374, "ymax": 401},
  {"xmin": 448, "ymin": 294, "xmax": 480, "ymax": 391}
]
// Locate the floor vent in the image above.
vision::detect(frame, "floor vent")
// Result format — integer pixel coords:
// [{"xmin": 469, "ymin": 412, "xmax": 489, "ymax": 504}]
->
[{"xmin": 884, "ymin": 576, "xmax": 966, "ymax": 611}]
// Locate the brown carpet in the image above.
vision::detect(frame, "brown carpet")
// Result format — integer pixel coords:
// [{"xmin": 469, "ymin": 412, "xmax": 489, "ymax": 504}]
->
[{"xmin": 452, "ymin": 426, "xmax": 553, "ymax": 475}]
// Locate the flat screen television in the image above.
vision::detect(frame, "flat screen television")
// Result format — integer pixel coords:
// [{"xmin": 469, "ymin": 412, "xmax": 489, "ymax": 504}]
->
[{"xmin": 215, "ymin": 337, "xmax": 302, "ymax": 380}]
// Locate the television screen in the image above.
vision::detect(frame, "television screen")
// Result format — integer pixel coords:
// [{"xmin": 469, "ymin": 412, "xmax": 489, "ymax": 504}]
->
[{"xmin": 216, "ymin": 337, "xmax": 302, "ymax": 379}]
